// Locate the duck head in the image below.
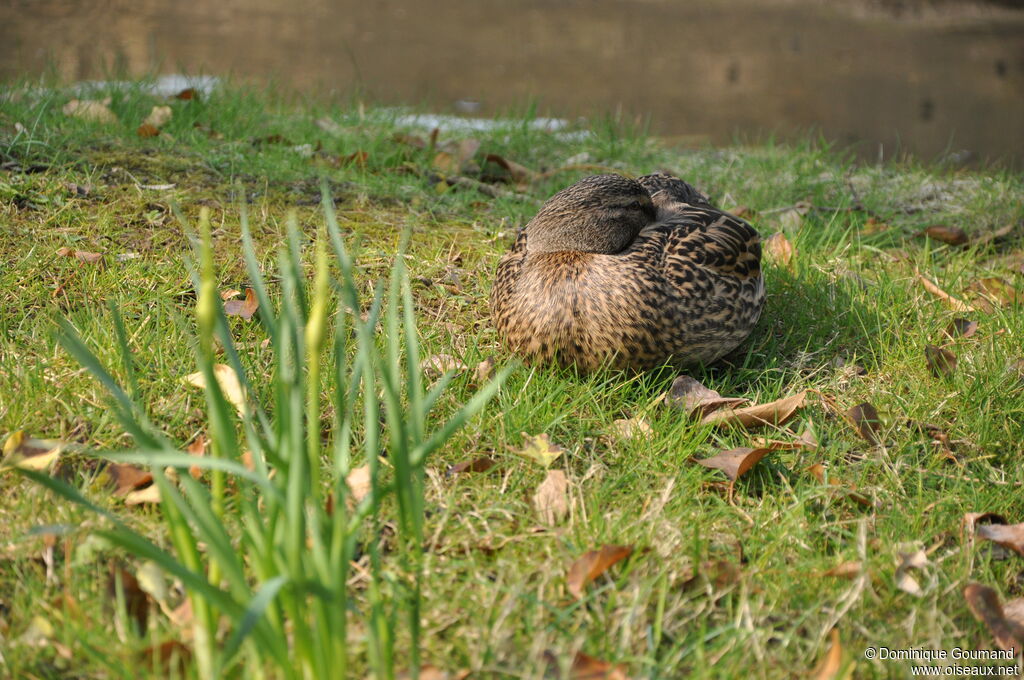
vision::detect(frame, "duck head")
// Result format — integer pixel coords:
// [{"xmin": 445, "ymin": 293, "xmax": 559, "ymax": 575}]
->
[{"xmin": 525, "ymin": 174, "xmax": 656, "ymax": 254}]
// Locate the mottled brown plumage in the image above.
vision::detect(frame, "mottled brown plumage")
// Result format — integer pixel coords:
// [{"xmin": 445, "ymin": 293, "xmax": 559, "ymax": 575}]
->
[{"xmin": 490, "ymin": 173, "xmax": 764, "ymax": 370}]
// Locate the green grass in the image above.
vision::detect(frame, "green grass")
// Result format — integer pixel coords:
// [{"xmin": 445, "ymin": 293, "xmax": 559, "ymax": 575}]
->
[{"xmin": 1, "ymin": 77, "xmax": 1023, "ymax": 679}]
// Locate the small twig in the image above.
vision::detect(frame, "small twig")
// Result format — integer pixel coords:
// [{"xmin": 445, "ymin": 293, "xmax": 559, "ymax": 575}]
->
[
  {"xmin": 446, "ymin": 175, "xmax": 536, "ymax": 202},
  {"xmin": 913, "ymin": 268, "xmax": 975, "ymax": 312}
]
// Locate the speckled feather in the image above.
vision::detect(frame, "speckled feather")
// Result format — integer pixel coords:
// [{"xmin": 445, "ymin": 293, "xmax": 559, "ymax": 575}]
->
[{"xmin": 490, "ymin": 173, "xmax": 764, "ymax": 371}]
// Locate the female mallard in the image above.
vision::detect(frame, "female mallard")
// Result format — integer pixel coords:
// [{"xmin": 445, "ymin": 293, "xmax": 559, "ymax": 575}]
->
[{"xmin": 490, "ymin": 173, "xmax": 764, "ymax": 371}]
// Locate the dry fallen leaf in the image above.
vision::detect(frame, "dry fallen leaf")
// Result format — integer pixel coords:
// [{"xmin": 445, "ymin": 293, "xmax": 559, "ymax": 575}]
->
[
  {"xmin": 663, "ymin": 375, "xmax": 747, "ymax": 418},
  {"xmin": 185, "ymin": 435, "xmax": 206, "ymax": 479},
  {"xmin": 223, "ymin": 288, "xmax": 259, "ymax": 320},
  {"xmin": 125, "ymin": 485, "xmax": 162, "ymax": 505},
  {"xmin": 63, "ymin": 98, "xmax": 118, "ymax": 124},
  {"xmin": 108, "ymin": 463, "xmax": 153, "ymax": 496},
  {"xmin": 56, "ymin": 247, "xmax": 103, "ymax": 264},
  {"xmin": 473, "ymin": 356, "xmax": 495, "ymax": 383},
  {"xmin": 420, "ymin": 354, "xmax": 467, "ymax": 379},
  {"xmin": 107, "ymin": 563, "xmax": 150, "ymax": 631},
  {"xmin": 975, "ymin": 523, "xmax": 1024, "ymax": 557},
  {"xmin": 846, "ymin": 402, "xmax": 882, "ymax": 446},
  {"xmin": 963, "ymin": 583, "xmax": 1024, "ymax": 652},
  {"xmin": 446, "ymin": 456, "xmax": 496, "ymax": 476},
  {"xmin": 611, "ymin": 417, "xmax": 653, "ymax": 441},
  {"xmin": 567, "ymin": 545, "xmax": 633, "ymax": 599},
  {"xmin": 395, "ymin": 666, "xmax": 471, "ymax": 680},
  {"xmin": 915, "ymin": 269, "xmax": 974, "ymax": 312},
  {"xmin": 141, "ymin": 640, "xmax": 192, "ymax": 675},
  {"xmin": 533, "ymin": 469, "xmax": 570, "ymax": 526},
  {"xmin": 432, "ymin": 138, "xmax": 481, "ymax": 175},
  {"xmin": 143, "ymin": 105, "xmax": 173, "ymax": 129},
  {"xmin": 696, "ymin": 447, "xmax": 772, "ymax": 482},
  {"xmin": 822, "ymin": 561, "xmax": 863, "ymax": 579},
  {"xmin": 811, "ymin": 629, "xmax": 844, "ymax": 680},
  {"xmin": 484, "ymin": 153, "xmax": 539, "ymax": 185},
  {"xmin": 701, "ymin": 391, "xmax": 807, "ymax": 429},
  {"xmin": 184, "ymin": 364, "xmax": 249, "ymax": 417},
  {"xmin": 137, "ymin": 123, "xmax": 160, "ymax": 138},
  {"xmin": 894, "ymin": 548, "xmax": 928, "ymax": 597},
  {"xmin": 1, "ymin": 431, "xmax": 66, "ymax": 471},
  {"xmin": 918, "ymin": 224, "xmax": 968, "ymax": 246},
  {"xmin": 925, "ymin": 344, "xmax": 957, "ymax": 378},
  {"xmin": 962, "ymin": 512, "xmax": 1008, "ymax": 537},
  {"xmin": 943, "ymin": 318, "xmax": 978, "ymax": 339},
  {"xmin": 764, "ymin": 232, "xmax": 795, "ymax": 267},
  {"xmin": 518, "ymin": 433, "xmax": 565, "ymax": 467},
  {"xmin": 346, "ymin": 465, "xmax": 372, "ymax": 504},
  {"xmin": 970, "ymin": 277, "xmax": 1019, "ymax": 307},
  {"xmin": 565, "ymin": 651, "xmax": 631, "ymax": 680}
]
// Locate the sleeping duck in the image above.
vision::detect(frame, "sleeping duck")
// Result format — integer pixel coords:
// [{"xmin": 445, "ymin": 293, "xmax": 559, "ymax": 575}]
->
[{"xmin": 490, "ymin": 172, "xmax": 764, "ymax": 371}]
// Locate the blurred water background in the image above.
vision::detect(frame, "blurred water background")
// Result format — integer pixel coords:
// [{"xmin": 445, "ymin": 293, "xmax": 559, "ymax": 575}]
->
[{"xmin": 1, "ymin": 0, "xmax": 1022, "ymax": 165}]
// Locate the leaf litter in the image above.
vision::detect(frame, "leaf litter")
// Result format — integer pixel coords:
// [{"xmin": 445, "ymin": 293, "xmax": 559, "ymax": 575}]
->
[
  {"xmin": 533, "ymin": 469, "xmax": 570, "ymax": 525},
  {"xmin": 517, "ymin": 432, "xmax": 565, "ymax": 467},
  {"xmin": 567, "ymin": 545, "xmax": 633, "ymax": 599}
]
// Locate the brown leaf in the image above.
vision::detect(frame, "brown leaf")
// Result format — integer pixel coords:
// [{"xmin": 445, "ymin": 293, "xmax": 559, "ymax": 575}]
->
[
  {"xmin": 976, "ymin": 523, "xmax": 1024, "ymax": 557},
  {"xmin": 663, "ymin": 375, "xmax": 746, "ymax": 418},
  {"xmin": 223, "ymin": 288, "xmax": 259, "ymax": 320},
  {"xmin": 970, "ymin": 277, "xmax": 1019, "ymax": 307},
  {"xmin": 822, "ymin": 561, "xmax": 862, "ymax": 579},
  {"xmin": 56, "ymin": 247, "xmax": 103, "ymax": 264},
  {"xmin": 420, "ymin": 354, "xmax": 467, "ymax": 379},
  {"xmin": 894, "ymin": 548, "xmax": 928, "ymax": 597},
  {"xmin": 141, "ymin": 640, "xmax": 192, "ymax": 674},
  {"xmin": 700, "ymin": 391, "xmax": 807, "ymax": 429},
  {"xmin": 963, "ymin": 512, "xmax": 1008, "ymax": 537},
  {"xmin": 63, "ymin": 98, "xmax": 118, "ymax": 124},
  {"xmin": 137, "ymin": 123, "xmax": 160, "ymax": 138},
  {"xmin": 971, "ymin": 221, "xmax": 1017, "ymax": 247},
  {"xmin": 943, "ymin": 318, "xmax": 978, "ymax": 339},
  {"xmin": 846, "ymin": 402, "xmax": 882, "ymax": 446},
  {"xmin": 184, "ymin": 364, "xmax": 249, "ymax": 417},
  {"xmin": 108, "ymin": 463, "xmax": 153, "ymax": 496},
  {"xmin": 763, "ymin": 232, "xmax": 794, "ymax": 267},
  {"xmin": 567, "ymin": 651, "xmax": 630, "ymax": 680},
  {"xmin": 567, "ymin": 545, "xmax": 633, "ymax": 599},
  {"xmin": 125, "ymin": 485, "xmax": 162, "ymax": 505},
  {"xmin": 473, "ymin": 357, "xmax": 495, "ymax": 383},
  {"xmin": 186, "ymin": 435, "xmax": 206, "ymax": 480},
  {"xmin": 963, "ymin": 583, "xmax": 1024, "ymax": 652},
  {"xmin": 925, "ymin": 344, "xmax": 957, "ymax": 378},
  {"xmin": 611, "ymin": 417, "xmax": 653, "ymax": 441},
  {"xmin": 346, "ymin": 465, "xmax": 372, "ymax": 504},
  {"xmin": 696, "ymin": 447, "xmax": 772, "ymax": 482},
  {"xmin": 533, "ymin": 469, "xmax": 570, "ymax": 525},
  {"xmin": 860, "ymin": 217, "xmax": 890, "ymax": 236},
  {"xmin": 483, "ymin": 153, "xmax": 539, "ymax": 185},
  {"xmin": 1, "ymin": 431, "xmax": 65, "ymax": 471},
  {"xmin": 915, "ymin": 269, "xmax": 974, "ymax": 312},
  {"xmin": 517, "ymin": 432, "xmax": 565, "ymax": 467},
  {"xmin": 395, "ymin": 667, "xmax": 471, "ymax": 680},
  {"xmin": 143, "ymin": 105, "xmax": 173, "ymax": 129},
  {"xmin": 107, "ymin": 563, "xmax": 149, "ymax": 631},
  {"xmin": 812, "ymin": 629, "xmax": 844, "ymax": 680},
  {"xmin": 432, "ymin": 139, "xmax": 480, "ymax": 174},
  {"xmin": 918, "ymin": 224, "xmax": 968, "ymax": 246},
  {"xmin": 342, "ymin": 150, "xmax": 369, "ymax": 167},
  {"xmin": 446, "ymin": 456, "xmax": 496, "ymax": 476},
  {"xmin": 174, "ymin": 88, "xmax": 197, "ymax": 100}
]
